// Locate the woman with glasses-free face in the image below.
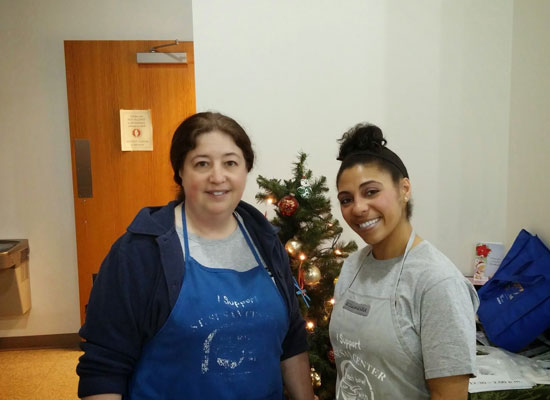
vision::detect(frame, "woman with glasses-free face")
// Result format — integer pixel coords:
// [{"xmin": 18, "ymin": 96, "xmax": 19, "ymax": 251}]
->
[
  {"xmin": 329, "ymin": 123, "xmax": 478, "ymax": 400},
  {"xmin": 337, "ymin": 163, "xmax": 411, "ymax": 260},
  {"xmin": 77, "ymin": 112, "xmax": 314, "ymax": 400},
  {"xmin": 180, "ymin": 130, "xmax": 249, "ymax": 238}
]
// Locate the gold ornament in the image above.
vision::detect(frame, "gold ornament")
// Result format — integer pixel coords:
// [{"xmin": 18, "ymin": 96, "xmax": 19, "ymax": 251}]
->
[
  {"xmin": 310, "ymin": 367, "xmax": 322, "ymax": 388},
  {"xmin": 303, "ymin": 265, "xmax": 321, "ymax": 286},
  {"xmin": 333, "ymin": 277, "xmax": 339, "ymax": 285},
  {"xmin": 284, "ymin": 238, "xmax": 303, "ymax": 256}
]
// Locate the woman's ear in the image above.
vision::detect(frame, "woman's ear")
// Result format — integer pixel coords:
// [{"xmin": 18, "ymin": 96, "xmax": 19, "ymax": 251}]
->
[
  {"xmin": 179, "ymin": 167, "xmax": 184, "ymax": 182},
  {"xmin": 401, "ymin": 177, "xmax": 411, "ymax": 202}
]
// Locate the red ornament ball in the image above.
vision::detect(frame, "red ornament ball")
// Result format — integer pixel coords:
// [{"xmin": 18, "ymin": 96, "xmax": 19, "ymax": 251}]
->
[
  {"xmin": 278, "ymin": 195, "xmax": 299, "ymax": 216},
  {"xmin": 328, "ymin": 348, "xmax": 335, "ymax": 364}
]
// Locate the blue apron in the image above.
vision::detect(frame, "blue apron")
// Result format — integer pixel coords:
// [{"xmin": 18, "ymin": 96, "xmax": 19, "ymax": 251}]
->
[{"xmin": 127, "ymin": 207, "xmax": 289, "ymax": 399}]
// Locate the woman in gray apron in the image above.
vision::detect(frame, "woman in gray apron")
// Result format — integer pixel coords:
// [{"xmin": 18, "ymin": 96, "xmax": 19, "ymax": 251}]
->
[{"xmin": 329, "ymin": 123, "xmax": 478, "ymax": 400}]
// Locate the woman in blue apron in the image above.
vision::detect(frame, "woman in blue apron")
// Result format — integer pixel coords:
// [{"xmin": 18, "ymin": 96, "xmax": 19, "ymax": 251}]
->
[
  {"xmin": 77, "ymin": 112, "xmax": 315, "ymax": 400},
  {"xmin": 329, "ymin": 123, "xmax": 478, "ymax": 399}
]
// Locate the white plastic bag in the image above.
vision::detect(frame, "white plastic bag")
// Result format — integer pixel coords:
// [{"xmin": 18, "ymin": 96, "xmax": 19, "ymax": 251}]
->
[{"xmin": 469, "ymin": 345, "xmax": 550, "ymax": 393}]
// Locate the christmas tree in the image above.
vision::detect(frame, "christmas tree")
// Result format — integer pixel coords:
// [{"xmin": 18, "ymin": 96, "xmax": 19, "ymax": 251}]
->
[{"xmin": 256, "ymin": 152, "xmax": 357, "ymax": 400}]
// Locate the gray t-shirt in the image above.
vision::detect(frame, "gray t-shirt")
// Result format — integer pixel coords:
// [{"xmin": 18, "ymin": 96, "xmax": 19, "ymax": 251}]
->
[
  {"xmin": 174, "ymin": 203, "xmax": 268, "ymax": 273},
  {"xmin": 334, "ymin": 240, "xmax": 479, "ymax": 381}
]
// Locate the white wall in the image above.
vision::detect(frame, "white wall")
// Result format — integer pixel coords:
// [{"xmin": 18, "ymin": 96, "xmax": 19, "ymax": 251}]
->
[
  {"xmin": 193, "ymin": 0, "xmax": 514, "ymax": 273},
  {"xmin": 0, "ymin": 0, "xmax": 193, "ymax": 337},
  {"xmin": 507, "ymin": 0, "xmax": 550, "ymax": 246}
]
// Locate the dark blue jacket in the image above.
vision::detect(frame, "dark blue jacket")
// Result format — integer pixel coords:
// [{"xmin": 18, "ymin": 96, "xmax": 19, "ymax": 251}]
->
[{"xmin": 77, "ymin": 201, "xmax": 307, "ymax": 398}]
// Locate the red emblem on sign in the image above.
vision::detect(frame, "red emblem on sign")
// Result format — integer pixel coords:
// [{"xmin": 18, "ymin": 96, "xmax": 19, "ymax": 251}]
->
[
  {"xmin": 476, "ymin": 244, "xmax": 491, "ymax": 258},
  {"xmin": 132, "ymin": 129, "xmax": 141, "ymax": 138}
]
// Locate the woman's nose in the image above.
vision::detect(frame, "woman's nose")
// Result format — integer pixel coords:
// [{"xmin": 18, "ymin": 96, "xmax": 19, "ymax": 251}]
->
[
  {"xmin": 209, "ymin": 164, "xmax": 226, "ymax": 183},
  {"xmin": 352, "ymin": 199, "xmax": 369, "ymax": 216}
]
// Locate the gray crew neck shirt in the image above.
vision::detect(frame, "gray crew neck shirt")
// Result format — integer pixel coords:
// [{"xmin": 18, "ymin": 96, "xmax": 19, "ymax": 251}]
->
[{"xmin": 174, "ymin": 203, "xmax": 269, "ymax": 273}]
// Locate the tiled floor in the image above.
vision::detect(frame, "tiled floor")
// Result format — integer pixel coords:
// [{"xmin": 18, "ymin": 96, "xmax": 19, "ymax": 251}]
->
[{"xmin": 0, "ymin": 348, "xmax": 82, "ymax": 399}]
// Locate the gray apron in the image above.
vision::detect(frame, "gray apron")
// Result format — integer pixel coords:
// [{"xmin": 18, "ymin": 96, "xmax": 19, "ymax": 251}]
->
[{"xmin": 329, "ymin": 231, "xmax": 430, "ymax": 400}]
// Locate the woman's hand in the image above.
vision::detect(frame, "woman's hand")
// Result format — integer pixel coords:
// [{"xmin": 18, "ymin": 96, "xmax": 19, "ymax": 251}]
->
[{"xmin": 427, "ymin": 374, "xmax": 470, "ymax": 400}]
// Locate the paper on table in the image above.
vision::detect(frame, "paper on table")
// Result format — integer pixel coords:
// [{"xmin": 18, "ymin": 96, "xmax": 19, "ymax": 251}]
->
[{"xmin": 469, "ymin": 360, "xmax": 534, "ymax": 393}]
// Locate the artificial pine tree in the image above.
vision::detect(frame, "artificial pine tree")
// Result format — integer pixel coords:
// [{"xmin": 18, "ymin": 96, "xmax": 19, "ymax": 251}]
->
[{"xmin": 256, "ymin": 152, "xmax": 357, "ymax": 400}]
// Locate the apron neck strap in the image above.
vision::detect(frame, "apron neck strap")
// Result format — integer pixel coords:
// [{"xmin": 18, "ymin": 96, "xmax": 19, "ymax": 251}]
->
[{"xmin": 403, "ymin": 229, "xmax": 416, "ymax": 259}]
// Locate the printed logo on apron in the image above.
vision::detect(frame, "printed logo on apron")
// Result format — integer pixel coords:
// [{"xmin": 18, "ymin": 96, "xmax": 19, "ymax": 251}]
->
[{"xmin": 338, "ymin": 360, "xmax": 374, "ymax": 400}]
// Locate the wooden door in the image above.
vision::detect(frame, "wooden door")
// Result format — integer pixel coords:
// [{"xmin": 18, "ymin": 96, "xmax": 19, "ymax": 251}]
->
[{"xmin": 64, "ymin": 41, "xmax": 195, "ymax": 323}]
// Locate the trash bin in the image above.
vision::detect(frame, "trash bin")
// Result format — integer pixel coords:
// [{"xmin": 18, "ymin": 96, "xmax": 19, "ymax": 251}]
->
[{"xmin": 0, "ymin": 239, "xmax": 31, "ymax": 316}]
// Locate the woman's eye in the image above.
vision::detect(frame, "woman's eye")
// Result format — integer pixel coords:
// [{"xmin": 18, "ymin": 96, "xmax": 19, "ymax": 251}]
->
[
  {"xmin": 195, "ymin": 161, "xmax": 209, "ymax": 168},
  {"xmin": 365, "ymin": 189, "xmax": 379, "ymax": 197},
  {"xmin": 225, "ymin": 160, "xmax": 238, "ymax": 167},
  {"xmin": 339, "ymin": 198, "xmax": 352, "ymax": 206}
]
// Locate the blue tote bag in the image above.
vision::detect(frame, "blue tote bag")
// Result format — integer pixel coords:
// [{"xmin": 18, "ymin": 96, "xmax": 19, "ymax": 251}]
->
[{"xmin": 477, "ymin": 229, "xmax": 550, "ymax": 352}]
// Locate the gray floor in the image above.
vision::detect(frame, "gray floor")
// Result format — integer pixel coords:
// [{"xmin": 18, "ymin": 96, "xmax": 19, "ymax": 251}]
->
[{"xmin": 0, "ymin": 348, "xmax": 82, "ymax": 399}]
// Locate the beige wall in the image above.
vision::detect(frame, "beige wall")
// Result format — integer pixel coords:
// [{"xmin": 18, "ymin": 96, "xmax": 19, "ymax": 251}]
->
[
  {"xmin": 193, "ymin": 0, "xmax": 514, "ymax": 273},
  {"xmin": 0, "ymin": 0, "xmax": 193, "ymax": 337},
  {"xmin": 507, "ymin": 0, "xmax": 550, "ymax": 246}
]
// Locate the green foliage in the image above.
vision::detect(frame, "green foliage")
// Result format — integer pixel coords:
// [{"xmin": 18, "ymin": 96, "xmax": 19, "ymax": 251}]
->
[{"xmin": 256, "ymin": 152, "xmax": 357, "ymax": 400}]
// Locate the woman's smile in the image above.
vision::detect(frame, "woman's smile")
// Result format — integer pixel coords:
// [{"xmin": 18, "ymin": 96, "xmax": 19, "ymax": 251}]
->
[{"xmin": 357, "ymin": 217, "xmax": 381, "ymax": 230}]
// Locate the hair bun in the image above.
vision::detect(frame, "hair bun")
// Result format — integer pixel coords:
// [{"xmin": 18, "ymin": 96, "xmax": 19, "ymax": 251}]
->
[{"xmin": 337, "ymin": 123, "xmax": 387, "ymax": 160}]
